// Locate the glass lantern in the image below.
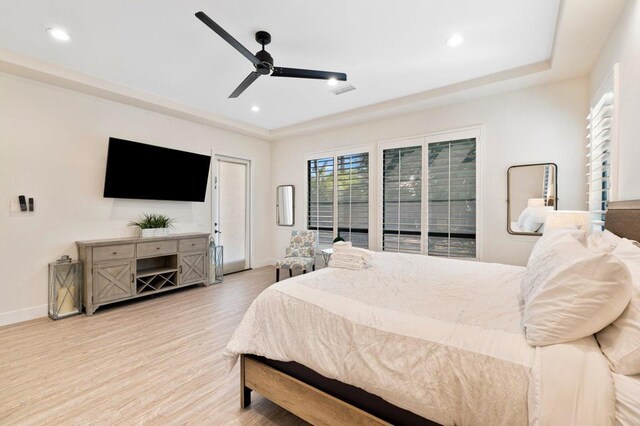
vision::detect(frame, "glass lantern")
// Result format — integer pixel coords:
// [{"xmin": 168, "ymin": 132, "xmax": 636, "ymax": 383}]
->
[
  {"xmin": 209, "ymin": 238, "xmax": 224, "ymax": 284},
  {"xmin": 48, "ymin": 255, "xmax": 82, "ymax": 319}
]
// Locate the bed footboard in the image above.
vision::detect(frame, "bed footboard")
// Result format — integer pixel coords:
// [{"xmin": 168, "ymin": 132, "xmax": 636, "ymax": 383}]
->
[{"xmin": 240, "ymin": 355, "xmax": 389, "ymax": 425}]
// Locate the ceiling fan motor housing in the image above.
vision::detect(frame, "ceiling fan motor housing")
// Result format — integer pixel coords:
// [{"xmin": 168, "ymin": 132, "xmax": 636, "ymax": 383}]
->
[{"xmin": 255, "ymin": 49, "xmax": 273, "ymax": 74}]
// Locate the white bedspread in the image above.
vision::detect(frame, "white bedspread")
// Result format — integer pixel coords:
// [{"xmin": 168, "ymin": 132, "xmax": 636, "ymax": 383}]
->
[{"xmin": 225, "ymin": 252, "xmax": 615, "ymax": 425}]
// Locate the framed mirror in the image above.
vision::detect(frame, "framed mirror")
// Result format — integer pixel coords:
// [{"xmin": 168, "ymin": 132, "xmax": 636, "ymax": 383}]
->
[
  {"xmin": 507, "ymin": 163, "xmax": 557, "ymax": 235},
  {"xmin": 276, "ymin": 185, "xmax": 295, "ymax": 226}
]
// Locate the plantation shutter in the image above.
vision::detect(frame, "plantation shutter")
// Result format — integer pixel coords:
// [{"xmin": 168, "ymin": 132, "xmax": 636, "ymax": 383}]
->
[
  {"xmin": 337, "ymin": 153, "xmax": 369, "ymax": 248},
  {"xmin": 307, "ymin": 157, "xmax": 334, "ymax": 246},
  {"xmin": 382, "ymin": 146, "xmax": 423, "ymax": 253},
  {"xmin": 587, "ymin": 90, "xmax": 614, "ymax": 230},
  {"xmin": 427, "ymin": 139, "xmax": 477, "ymax": 258}
]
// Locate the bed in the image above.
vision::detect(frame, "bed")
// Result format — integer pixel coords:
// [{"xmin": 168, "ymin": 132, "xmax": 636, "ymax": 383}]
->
[{"xmin": 225, "ymin": 201, "xmax": 640, "ymax": 425}]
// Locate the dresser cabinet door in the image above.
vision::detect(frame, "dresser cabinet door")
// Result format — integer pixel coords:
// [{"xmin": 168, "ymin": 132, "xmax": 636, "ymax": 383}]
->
[
  {"xmin": 93, "ymin": 261, "xmax": 135, "ymax": 303},
  {"xmin": 179, "ymin": 252, "xmax": 207, "ymax": 285}
]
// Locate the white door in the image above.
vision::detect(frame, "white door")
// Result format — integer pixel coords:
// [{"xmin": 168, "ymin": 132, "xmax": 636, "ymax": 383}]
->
[{"xmin": 214, "ymin": 156, "xmax": 251, "ymax": 274}]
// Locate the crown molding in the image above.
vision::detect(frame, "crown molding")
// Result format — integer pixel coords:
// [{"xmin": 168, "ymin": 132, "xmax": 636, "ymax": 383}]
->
[
  {"xmin": 269, "ymin": 60, "xmax": 551, "ymax": 139},
  {"xmin": 0, "ymin": 49, "xmax": 270, "ymax": 141},
  {"xmin": 0, "ymin": 49, "xmax": 551, "ymax": 142}
]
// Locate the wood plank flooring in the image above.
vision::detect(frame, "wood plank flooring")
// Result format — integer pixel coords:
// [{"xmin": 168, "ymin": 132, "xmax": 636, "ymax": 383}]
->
[{"xmin": 0, "ymin": 267, "xmax": 307, "ymax": 425}]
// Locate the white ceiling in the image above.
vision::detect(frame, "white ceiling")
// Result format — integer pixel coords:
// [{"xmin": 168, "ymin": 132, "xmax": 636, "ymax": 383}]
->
[{"xmin": 0, "ymin": 0, "xmax": 561, "ymax": 130}]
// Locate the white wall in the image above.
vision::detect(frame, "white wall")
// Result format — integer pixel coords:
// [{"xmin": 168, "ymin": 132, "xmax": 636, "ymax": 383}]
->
[
  {"xmin": 590, "ymin": 0, "xmax": 640, "ymax": 201},
  {"xmin": 271, "ymin": 78, "xmax": 589, "ymax": 267},
  {"xmin": 0, "ymin": 72, "xmax": 271, "ymax": 326}
]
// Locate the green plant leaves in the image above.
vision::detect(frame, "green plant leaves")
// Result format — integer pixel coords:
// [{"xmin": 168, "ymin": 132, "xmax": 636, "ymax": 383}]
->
[{"xmin": 128, "ymin": 213, "xmax": 175, "ymax": 229}]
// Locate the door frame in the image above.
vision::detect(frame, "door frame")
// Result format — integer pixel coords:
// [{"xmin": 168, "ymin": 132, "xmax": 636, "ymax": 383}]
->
[{"xmin": 212, "ymin": 155, "xmax": 252, "ymax": 272}]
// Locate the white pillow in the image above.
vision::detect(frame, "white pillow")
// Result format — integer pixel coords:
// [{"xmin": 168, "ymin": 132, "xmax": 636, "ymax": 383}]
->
[
  {"xmin": 596, "ymin": 238, "xmax": 640, "ymax": 375},
  {"xmin": 517, "ymin": 206, "xmax": 550, "ymax": 232},
  {"xmin": 521, "ymin": 230, "xmax": 633, "ymax": 346},
  {"xmin": 587, "ymin": 229, "xmax": 622, "ymax": 253}
]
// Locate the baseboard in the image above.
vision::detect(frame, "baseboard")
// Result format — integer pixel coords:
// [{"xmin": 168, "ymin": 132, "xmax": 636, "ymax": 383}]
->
[
  {"xmin": 252, "ymin": 258, "xmax": 277, "ymax": 268},
  {"xmin": 0, "ymin": 304, "xmax": 48, "ymax": 327}
]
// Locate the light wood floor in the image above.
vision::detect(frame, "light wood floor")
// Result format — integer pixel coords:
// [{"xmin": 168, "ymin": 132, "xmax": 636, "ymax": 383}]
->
[{"xmin": 0, "ymin": 267, "xmax": 307, "ymax": 425}]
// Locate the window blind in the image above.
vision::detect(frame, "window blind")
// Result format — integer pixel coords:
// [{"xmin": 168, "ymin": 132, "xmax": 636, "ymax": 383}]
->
[
  {"xmin": 337, "ymin": 153, "xmax": 369, "ymax": 248},
  {"xmin": 587, "ymin": 90, "xmax": 614, "ymax": 230},
  {"xmin": 307, "ymin": 157, "xmax": 335, "ymax": 246},
  {"xmin": 427, "ymin": 139, "xmax": 476, "ymax": 258},
  {"xmin": 382, "ymin": 146, "xmax": 423, "ymax": 253}
]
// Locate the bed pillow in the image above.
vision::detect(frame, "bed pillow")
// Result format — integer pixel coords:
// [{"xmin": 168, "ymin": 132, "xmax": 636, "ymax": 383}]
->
[
  {"xmin": 517, "ymin": 206, "xmax": 549, "ymax": 233},
  {"xmin": 587, "ymin": 229, "xmax": 622, "ymax": 253},
  {"xmin": 596, "ymin": 238, "xmax": 640, "ymax": 375},
  {"xmin": 521, "ymin": 230, "xmax": 632, "ymax": 346}
]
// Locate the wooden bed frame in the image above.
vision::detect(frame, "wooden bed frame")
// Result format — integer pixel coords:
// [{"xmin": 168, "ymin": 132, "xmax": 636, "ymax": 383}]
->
[
  {"xmin": 239, "ymin": 200, "xmax": 640, "ymax": 425},
  {"xmin": 240, "ymin": 355, "xmax": 391, "ymax": 425}
]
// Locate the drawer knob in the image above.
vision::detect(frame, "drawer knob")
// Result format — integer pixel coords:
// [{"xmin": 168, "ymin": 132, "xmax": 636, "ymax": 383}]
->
[
  {"xmin": 156, "ymin": 247, "xmax": 160, "ymax": 250},
  {"xmin": 192, "ymin": 243, "xmax": 195, "ymax": 246},
  {"xmin": 112, "ymin": 252, "xmax": 117, "ymax": 255}
]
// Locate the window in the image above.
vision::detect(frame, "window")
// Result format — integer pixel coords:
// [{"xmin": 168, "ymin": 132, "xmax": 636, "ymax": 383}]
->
[
  {"xmin": 382, "ymin": 136, "xmax": 477, "ymax": 258},
  {"xmin": 308, "ymin": 152, "xmax": 370, "ymax": 248},
  {"xmin": 307, "ymin": 157, "xmax": 334, "ymax": 246},
  {"xmin": 382, "ymin": 146, "xmax": 422, "ymax": 253},
  {"xmin": 337, "ymin": 153, "xmax": 369, "ymax": 248},
  {"xmin": 587, "ymin": 90, "xmax": 614, "ymax": 230},
  {"xmin": 427, "ymin": 139, "xmax": 476, "ymax": 258}
]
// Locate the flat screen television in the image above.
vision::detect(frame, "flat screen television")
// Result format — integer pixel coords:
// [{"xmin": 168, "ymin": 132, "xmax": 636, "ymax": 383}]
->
[{"xmin": 103, "ymin": 138, "xmax": 211, "ymax": 202}]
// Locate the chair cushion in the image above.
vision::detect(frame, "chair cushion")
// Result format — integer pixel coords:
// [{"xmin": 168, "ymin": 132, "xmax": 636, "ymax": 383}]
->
[
  {"xmin": 286, "ymin": 246, "xmax": 313, "ymax": 257},
  {"xmin": 276, "ymin": 257, "xmax": 314, "ymax": 270},
  {"xmin": 289, "ymin": 230, "xmax": 317, "ymax": 256}
]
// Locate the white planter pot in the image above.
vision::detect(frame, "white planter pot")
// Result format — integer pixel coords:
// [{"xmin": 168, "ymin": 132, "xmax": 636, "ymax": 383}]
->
[{"xmin": 140, "ymin": 228, "xmax": 170, "ymax": 238}]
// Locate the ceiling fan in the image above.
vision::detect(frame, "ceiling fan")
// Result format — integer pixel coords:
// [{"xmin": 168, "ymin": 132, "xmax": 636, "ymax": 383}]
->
[{"xmin": 195, "ymin": 11, "xmax": 347, "ymax": 98}]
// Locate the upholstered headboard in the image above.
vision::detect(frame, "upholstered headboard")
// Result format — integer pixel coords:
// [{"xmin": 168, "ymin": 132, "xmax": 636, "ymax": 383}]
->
[{"xmin": 605, "ymin": 200, "xmax": 640, "ymax": 242}]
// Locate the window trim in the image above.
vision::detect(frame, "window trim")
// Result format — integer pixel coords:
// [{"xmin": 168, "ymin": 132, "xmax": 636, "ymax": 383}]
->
[
  {"xmin": 305, "ymin": 145, "xmax": 373, "ymax": 248},
  {"xmin": 377, "ymin": 127, "xmax": 483, "ymax": 260}
]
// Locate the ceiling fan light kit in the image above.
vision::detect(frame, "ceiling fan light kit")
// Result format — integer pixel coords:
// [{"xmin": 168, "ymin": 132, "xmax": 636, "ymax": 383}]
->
[{"xmin": 195, "ymin": 11, "xmax": 347, "ymax": 98}]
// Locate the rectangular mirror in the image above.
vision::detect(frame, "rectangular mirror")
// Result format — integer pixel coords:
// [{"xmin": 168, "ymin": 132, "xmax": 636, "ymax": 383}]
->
[
  {"xmin": 507, "ymin": 163, "xmax": 557, "ymax": 235},
  {"xmin": 276, "ymin": 185, "xmax": 295, "ymax": 226}
]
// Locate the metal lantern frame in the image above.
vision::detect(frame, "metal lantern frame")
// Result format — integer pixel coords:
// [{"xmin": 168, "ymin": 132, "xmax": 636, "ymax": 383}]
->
[
  {"xmin": 209, "ymin": 240, "xmax": 224, "ymax": 284},
  {"xmin": 48, "ymin": 255, "xmax": 83, "ymax": 319}
]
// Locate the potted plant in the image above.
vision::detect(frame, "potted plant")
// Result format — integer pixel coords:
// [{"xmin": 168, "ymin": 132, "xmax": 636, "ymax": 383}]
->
[{"xmin": 129, "ymin": 213, "xmax": 175, "ymax": 238}]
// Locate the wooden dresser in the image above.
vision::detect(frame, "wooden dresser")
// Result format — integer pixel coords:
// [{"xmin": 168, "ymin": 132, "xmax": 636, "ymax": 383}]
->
[{"xmin": 77, "ymin": 233, "xmax": 210, "ymax": 315}]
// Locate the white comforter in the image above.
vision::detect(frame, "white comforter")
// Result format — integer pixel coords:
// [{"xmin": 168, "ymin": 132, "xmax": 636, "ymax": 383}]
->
[{"xmin": 225, "ymin": 252, "xmax": 615, "ymax": 425}]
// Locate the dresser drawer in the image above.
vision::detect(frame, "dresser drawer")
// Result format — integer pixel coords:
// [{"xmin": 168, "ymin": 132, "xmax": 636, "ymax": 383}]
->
[
  {"xmin": 93, "ymin": 244, "xmax": 135, "ymax": 262},
  {"xmin": 137, "ymin": 240, "xmax": 178, "ymax": 258},
  {"xmin": 180, "ymin": 238, "xmax": 208, "ymax": 252}
]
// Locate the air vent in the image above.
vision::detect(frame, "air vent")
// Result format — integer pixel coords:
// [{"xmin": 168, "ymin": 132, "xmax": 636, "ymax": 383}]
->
[{"xmin": 330, "ymin": 84, "xmax": 356, "ymax": 95}]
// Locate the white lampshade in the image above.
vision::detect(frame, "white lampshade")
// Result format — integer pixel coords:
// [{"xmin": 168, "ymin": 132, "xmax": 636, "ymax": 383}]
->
[{"xmin": 543, "ymin": 210, "xmax": 591, "ymax": 233}]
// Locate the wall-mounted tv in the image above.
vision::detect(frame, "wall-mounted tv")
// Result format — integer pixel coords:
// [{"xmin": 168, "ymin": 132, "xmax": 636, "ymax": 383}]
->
[{"xmin": 103, "ymin": 138, "xmax": 211, "ymax": 202}]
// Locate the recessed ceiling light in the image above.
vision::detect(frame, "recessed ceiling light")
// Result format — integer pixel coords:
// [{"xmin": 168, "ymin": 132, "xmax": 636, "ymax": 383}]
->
[
  {"xmin": 445, "ymin": 34, "xmax": 464, "ymax": 47},
  {"xmin": 250, "ymin": 105, "xmax": 260, "ymax": 112},
  {"xmin": 46, "ymin": 27, "xmax": 71, "ymax": 41},
  {"xmin": 327, "ymin": 78, "xmax": 338, "ymax": 86}
]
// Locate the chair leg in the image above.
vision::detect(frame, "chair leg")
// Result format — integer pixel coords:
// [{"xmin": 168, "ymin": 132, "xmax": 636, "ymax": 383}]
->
[
  {"xmin": 302, "ymin": 269, "xmax": 306, "ymax": 274},
  {"xmin": 276, "ymin": 268, "xmax": 279, "ymax": 282},
  {"xmin": 312, "ymin": 264, "xmax": 315, "ymax": 271},
  {"xmin": 289, "ymin": 269, "xmax": 293, "ymax": 277}
]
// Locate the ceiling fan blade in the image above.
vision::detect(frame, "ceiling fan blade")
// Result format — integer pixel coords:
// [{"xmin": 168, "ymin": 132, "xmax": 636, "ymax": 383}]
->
[
  {"xmin": 195, "ymin": 11, "xmax": 262, "ymax": 67},
  {"xmin": 271, "ymin": 67, "xmax": 347, "ymax": 81},
  {"xmin": 229, "ymin": 72, "xmax": 261, "ymax": 98}
]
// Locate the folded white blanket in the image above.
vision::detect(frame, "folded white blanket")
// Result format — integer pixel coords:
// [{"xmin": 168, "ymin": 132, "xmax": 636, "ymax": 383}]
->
[
  {"xmin": 333, "ymin": 243, "xmax": 374, "ymax": 259},
  {"xmin": 328, "ymin": 258, "xmax": 365, "ymax": 271},
  {"xmin": 329, "ymin": 242, "xmax": 375, "ymax": 271}
]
